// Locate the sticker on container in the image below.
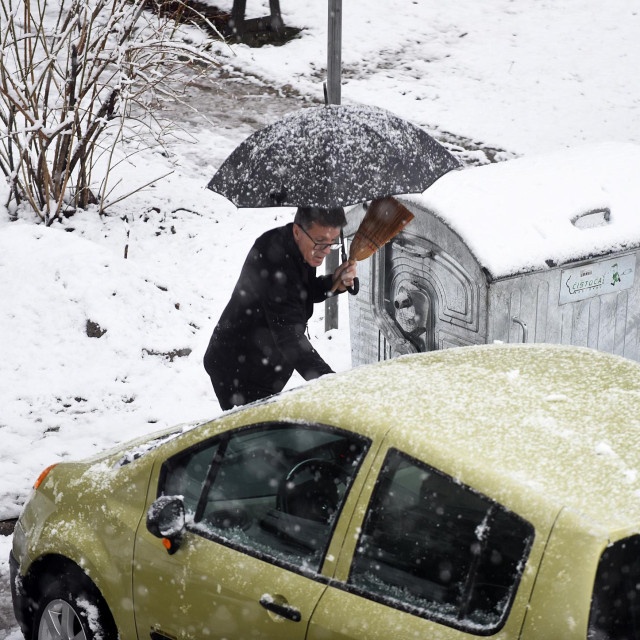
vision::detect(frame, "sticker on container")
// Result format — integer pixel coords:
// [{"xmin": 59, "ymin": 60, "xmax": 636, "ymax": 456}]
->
[{"xmin": 559, "ymin": 254, "xmax": 636, "ymax": 305}]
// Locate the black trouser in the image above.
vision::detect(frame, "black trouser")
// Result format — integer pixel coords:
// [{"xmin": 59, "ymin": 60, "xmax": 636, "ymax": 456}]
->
[
  {"xmin": 204, "ymin": 360, "xmax": 272, "ymax": 410},
  {"xmin": 203, "ymin": 335, "xmax": 287, "ymax": 410}
]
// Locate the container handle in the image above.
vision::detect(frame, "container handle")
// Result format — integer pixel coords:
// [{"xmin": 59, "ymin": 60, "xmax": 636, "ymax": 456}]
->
[{"xmin": 511, "ymin": 317, "xmax": 528, "ymax": 343}]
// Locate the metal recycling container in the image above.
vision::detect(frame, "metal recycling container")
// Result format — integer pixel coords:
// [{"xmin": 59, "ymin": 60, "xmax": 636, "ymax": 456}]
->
[{"xmin": 346, "ymin": 143, "xmax": 640, "ymax": 366}]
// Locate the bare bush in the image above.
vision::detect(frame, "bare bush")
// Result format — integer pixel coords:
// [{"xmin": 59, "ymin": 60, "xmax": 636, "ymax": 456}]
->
[{"xmin": 0, "ymin": 0, "xmax": 221, "ymax": 223}]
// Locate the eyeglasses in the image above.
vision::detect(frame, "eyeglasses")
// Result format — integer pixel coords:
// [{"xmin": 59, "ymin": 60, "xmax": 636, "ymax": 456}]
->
[{"xmin": 297, "ymin": 225, "xmax": 341, "ymax": 251}]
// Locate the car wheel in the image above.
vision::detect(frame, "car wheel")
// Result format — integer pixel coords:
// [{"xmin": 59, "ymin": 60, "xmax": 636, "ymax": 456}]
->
[{"xmin": 33, "ymin": 570, "xmax": 116, "ymax": 640}]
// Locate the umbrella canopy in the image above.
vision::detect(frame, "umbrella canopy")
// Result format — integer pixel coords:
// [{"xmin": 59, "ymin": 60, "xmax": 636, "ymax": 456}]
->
[{"xmin": 207, "ymin": 104, "xmax": 460, "ymax": 208}]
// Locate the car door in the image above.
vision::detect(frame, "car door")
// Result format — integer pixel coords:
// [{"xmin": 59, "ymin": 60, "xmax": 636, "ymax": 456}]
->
[
  {"xmin": 132, "ymin": 421, "xmax": 372, "ymax": 640},
  {"xmin": 308, "ymin": 443, "xmax": 542, "ymax": 640}
]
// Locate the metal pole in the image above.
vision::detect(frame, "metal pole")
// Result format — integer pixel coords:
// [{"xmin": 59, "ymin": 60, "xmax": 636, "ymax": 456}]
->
[
  {"xmin": 325, "ymin": 0, "xmax": 342, "ymax": 331},
  {"xmin": 326, "ymin": 0, "xmax": 342, "ymax": 105}
]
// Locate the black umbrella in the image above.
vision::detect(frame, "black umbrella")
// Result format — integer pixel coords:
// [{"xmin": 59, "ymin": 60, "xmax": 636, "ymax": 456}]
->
[{"xmin": 207, "ymin": 103, "xmax": 460, "ymax": 208}]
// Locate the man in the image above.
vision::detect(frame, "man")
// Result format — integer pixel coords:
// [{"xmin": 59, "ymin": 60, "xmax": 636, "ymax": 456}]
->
[{"xmin": 204, "ymin": 206, "xmax": 357, "ymax": 410}]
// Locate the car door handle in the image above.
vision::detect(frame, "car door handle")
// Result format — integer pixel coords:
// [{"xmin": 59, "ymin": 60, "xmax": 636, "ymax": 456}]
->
[{"xmin": 259, "ymin": 595, "xmax": 301, "ymax": 622}]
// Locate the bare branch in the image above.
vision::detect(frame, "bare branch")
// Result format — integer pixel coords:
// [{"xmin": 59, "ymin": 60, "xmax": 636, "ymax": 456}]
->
[
  {"xmin": 100, "ymin": 169, "xmax": 174, "ymax": 212},
  {"xmin": 0, "ymin": 0, "xmax": 221, "ymax": 219}
]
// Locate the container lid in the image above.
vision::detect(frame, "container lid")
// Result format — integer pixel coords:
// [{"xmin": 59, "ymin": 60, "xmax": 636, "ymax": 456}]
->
[{"xmin": 408, "ymin": 142, "xmax": 640, "ymax": 278}]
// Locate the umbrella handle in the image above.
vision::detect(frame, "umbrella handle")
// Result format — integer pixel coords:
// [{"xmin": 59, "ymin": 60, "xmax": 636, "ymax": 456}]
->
[
  {"xmin": 328, "ymin": 275, "xmax": 359, "ymax": 296},
  {"xmin": 333, "ymin": 231, "xmax": 358, "ymax": 294},
  {"xmin": 330, "ymin": 259, "xmax": 357, "ymax": 294}
]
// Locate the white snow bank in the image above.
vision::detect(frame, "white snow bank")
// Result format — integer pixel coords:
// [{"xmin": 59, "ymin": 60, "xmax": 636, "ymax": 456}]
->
[
  {"xmin": 0, "ymin": 223, "xmax": 196, "ymax": 367},
  {"xmin": 214, "ymin": 0, "xmax": 640, "ymax": 156},
  {"xmin": 0, "ymin": 222, "xmax": 209, "ymax": 519}
]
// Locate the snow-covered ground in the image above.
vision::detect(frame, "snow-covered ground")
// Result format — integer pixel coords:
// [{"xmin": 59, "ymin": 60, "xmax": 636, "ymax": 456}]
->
[
  {"xmin": 231, "ymin": 0, "xmax": 640, "ymax": 155},
  {"xmin": 2, "ymin": 0, "xmax": 640, "ymax": 636}
]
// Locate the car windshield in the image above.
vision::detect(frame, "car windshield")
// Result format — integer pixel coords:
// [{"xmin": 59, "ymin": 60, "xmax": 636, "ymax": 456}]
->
[{"xmin": 589, "ymin": 534, "xmax": 640, "ymax": 639}]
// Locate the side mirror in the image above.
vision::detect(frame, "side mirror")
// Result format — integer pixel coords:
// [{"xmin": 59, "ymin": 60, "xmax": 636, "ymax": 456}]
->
[{"xmin": 147, "ymin": 495, "xmax": 186, "ymax": 554}]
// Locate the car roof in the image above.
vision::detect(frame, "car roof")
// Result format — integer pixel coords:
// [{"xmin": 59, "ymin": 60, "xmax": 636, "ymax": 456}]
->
[{"xmin": 273, "ymin": 343, "xmax": 640, "ymax": 534}]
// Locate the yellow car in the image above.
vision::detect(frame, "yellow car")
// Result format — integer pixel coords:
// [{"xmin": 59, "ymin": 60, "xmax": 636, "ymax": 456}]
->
[{"xmin": 10, "ymin": 344, "xmax": 640, "ymax": 640}]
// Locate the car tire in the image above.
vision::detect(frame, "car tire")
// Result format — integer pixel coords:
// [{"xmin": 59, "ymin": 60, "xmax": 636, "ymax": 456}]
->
[{"xmin": 32, "ymin": 569, "xmax": 117, "ymax": 640}]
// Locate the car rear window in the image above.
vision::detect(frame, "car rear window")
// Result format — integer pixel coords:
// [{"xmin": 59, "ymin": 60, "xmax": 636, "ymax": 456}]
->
[{"xmin": 588, "ymin": 534, "xmax": 640, "ymax": 639}]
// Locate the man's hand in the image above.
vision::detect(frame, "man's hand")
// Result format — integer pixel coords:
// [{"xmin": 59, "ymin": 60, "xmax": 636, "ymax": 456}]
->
[{"xmin": 332, "ymin": 260, "xmax": 358, "ymax": 292}]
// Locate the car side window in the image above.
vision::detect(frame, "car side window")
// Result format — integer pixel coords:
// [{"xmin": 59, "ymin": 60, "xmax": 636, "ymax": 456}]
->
[
  {"xmin": 162, "ymin": 440, "xmax": 221, "ymax": 515},
  {"xmin": 349, "ymin": 449, "xmax": 534, "ymax": 633},
  {"xmin": 161, "ymin": 423, "xmax": 369, "ymax": 574}
]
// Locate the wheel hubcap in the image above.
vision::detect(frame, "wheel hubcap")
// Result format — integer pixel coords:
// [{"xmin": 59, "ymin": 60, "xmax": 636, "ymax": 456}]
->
[{"xmin": 38, "ymin": 598, "xmax": 87, "ymax": 640}]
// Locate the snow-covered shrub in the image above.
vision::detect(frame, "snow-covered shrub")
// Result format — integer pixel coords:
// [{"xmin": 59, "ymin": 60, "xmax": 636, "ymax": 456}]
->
[{"xmin": 0, "ymin": 0, "xmax": 220, "ymax": 223}]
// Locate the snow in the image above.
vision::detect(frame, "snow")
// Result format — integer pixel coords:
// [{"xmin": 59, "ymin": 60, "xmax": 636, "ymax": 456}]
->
[
  {"xmin": 209, "ymin": 103, "xmax": 460, "ymax": 208},
  {"xmin": 409, "ymin": 141, "xmax": 640, "ymax": 277},
  {"xmin": 232, "ymin": 0, "xmax": 640, "ymax": 155},
  {"xmin": 2, "ymin": 0, "xmax": 640, "ymax": 636}
]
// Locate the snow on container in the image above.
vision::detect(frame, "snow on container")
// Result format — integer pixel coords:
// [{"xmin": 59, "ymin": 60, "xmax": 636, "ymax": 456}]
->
[{"xmin": 346, "ymin": 142, "xmax": 640, "ymax": 365}]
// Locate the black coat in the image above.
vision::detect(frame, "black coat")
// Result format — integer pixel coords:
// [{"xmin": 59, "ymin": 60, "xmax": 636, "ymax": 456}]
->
[{"xmin": 204, "ymin": 223, "xmax": 336, "ymax": 406}]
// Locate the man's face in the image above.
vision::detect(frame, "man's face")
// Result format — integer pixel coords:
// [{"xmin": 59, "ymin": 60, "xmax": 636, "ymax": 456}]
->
[{"xmin": 293, "ymin": 222, "xmax": 341, "ymax": 268}]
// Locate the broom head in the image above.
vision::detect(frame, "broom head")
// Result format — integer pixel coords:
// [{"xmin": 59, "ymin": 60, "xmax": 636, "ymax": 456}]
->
[{"xmin": 349, "ymin": 197, "xmax": 415, "ymax": 262}]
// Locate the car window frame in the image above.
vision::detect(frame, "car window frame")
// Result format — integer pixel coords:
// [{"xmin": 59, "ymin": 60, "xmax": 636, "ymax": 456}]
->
[
  {"xmin": 157, "ymin": 420, "xmax": 373, "ymax": 581},
  {"xmin": 332, "ymin": 447, "xmax": 535, "ymax": 636},
  {"xmin": 588, "ymin": 533, "xmax": 640, "ymax": 637}
]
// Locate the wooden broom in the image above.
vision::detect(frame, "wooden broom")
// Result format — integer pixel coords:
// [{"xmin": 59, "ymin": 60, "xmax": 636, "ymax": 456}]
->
[{"xmin": 330, "ymin": 196, "xmax": 415, "ymax": 293}]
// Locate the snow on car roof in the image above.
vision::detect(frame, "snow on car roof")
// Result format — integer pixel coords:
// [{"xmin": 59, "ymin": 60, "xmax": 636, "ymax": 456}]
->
[
  {"xmin": 406, "ymin": 142, "xmax": 640, "ymax": 278},
  {"xmin": 270, "ymin": 343, "xmax": 640, "ymax": 532}
]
